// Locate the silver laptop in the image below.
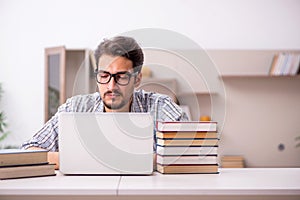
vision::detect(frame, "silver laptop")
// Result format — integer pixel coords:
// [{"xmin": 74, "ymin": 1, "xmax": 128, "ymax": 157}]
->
[{"xmin": 58, "ymin": 112, "xmax": 154, "ymax": 175}]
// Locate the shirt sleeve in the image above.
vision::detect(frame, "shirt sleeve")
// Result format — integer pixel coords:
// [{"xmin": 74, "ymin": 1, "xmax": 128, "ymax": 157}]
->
[
  {"xmin": 21, "ymin": 93, "xmax": 99, "ymax": 151},
  {"xmin": 156, "ymin": 95, "xmax": 189, "ymax": 122},
  {"xmin": 21, "ymin": 99, "xmax": 72, "ymax": 152},
  {"xmin": 150, "ymin": 94, "xmax": 189, "ymax": 152}
]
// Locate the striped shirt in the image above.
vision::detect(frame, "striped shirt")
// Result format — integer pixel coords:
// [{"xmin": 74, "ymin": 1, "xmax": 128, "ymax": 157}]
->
[{"xmin": 22, "ymin": 89, "xmax": 188, "ymax": 151}]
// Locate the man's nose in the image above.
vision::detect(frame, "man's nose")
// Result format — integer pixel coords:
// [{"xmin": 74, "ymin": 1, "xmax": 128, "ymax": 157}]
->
[{"xmin": 106, "ymin": 76, "xmax": 117, "ymax": 89}]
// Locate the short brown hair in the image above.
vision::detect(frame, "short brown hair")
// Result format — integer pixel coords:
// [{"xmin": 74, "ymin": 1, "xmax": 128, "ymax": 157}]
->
[{"xmin": 94, "ymin": 36, "xmax": 144, "ymax": 72}]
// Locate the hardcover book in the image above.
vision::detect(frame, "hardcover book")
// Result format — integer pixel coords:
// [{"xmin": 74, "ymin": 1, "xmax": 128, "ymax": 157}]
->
[
  {"xmin": 156, "ymin": 121, "xmax": 217, "ymax": 132},
  {"xmin": 0, "ymin": 163, "xmax": 56, "ymax": 179},
  {"xmin": 156, "ymin": 145, "xmax": 218, "ymax": 156},
  {"xmin": 157, "ymin": 164, "xmax": 219, "ymax": 174},
  {"xmin": 157, "ymin": 155, "xmax": 218, "ymax": 165},
  {"xmin": 156, "ymin": 131, "xmax": 218, "ymax": 139},
  {"xmin": 156, "ymin": 138, "xmax": 219, "ymax": 146},
  {"xmin": 0, "ymin": 149, "xmax": 48, "ymax": 167}
]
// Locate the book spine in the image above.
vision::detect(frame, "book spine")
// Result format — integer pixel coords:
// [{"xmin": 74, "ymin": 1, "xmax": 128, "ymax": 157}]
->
[
  {"xmin": 156, "ymin": 122, "xmax": 217, "ymax": 132},
  {"xmin": 156, "ymin": 131, "xmax": 218, "ymax": 139},
  {"xmin": 269, "ymin": 54, "xmax": 279, "ymax": 75},
  {"xmin": 157, "ymin": 155, "xmax": 218, "ymax": 165},
  {"xmin": 157, "ymin": 138, "xmax": 219, "ymax": 146},
  {"xmin": 290, "ymin": 54, "xmax": 300, "ymax": 75},
  {"xmin": 156, "ymin": 146, "xmax": 218, "ymax": 156},
  {"xmin": 280, "ymin": 53, "xmax": 290, "ymax": 75}
]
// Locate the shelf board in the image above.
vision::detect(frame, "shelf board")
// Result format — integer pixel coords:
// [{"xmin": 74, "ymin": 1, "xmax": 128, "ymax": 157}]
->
[
  {"xmin": 219, "ymin": 74, "xmax": 300, "ymax": 79},
  {"xmin": 177, "ymin": 91, "xmax": 217, "ymax": 96}
]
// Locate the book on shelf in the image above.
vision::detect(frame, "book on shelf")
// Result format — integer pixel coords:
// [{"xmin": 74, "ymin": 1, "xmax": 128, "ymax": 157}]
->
[
  {"xmin": 156, "ymin": 145, "xmax": 218, "ymax": 156},
  {"xmin": 157, "ymin": 164, "xmax": 219, "ymax": 174},
  {"xmin": 269, "ymin": 52, "xmax": 300, "ymax": 76},
  {"xmin": 0, "ymin": 163, "xmax": 56, "ymax": 180},
  {"xmin": 157, "ymin": 138, "xmax": 219, "ymax": 146},
  {"xmin": 221, "ymin": 155, "xmax": 244, "ymax": 161},
  {"xmin": 156, "ymin": 131, "xmax": 218, "ymax": 139},
  {"xmin": 269, "ymin": 53, "xmax": 279, "ymax": 75},
  {"xmin": 156, "ymin": 121, "xmax": 217, "ymax": 132},
  {"xmin": 0, "ymin": 149, "xmax": 48, "ymax": 167},
  {"xmin": 221, "ymin": 162, "xmax": 244, "ymax": 168},
  {"xmin": 157, "ymin": 155, "xmax": 218, "ymax": 165}
]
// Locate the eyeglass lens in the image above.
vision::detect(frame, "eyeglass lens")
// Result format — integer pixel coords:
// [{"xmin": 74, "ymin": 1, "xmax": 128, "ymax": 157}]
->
[{"xmin": 96, "ymin": 71, "xmax": 133, "ymax": 85}]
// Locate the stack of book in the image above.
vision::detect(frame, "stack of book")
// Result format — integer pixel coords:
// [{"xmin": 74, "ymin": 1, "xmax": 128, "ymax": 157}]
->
[
  {"xmin": 155, "ymin": 121, "xmax": 219, "ymax": 174},
  {"xmin": 269, "ymin": 52, "xmax": 300, "ymax": 75},
  {"xmin": 0, "ymin": 149, "xmax": 56, "ymax": 179},
  {"xmin": 221, "ymin": 155, "xmax": 245, "ymax": 168}
]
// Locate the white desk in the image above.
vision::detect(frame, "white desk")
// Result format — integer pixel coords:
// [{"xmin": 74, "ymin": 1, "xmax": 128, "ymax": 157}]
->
[{"xmin": 1, "ymin": 168, "xmax": 300, "ymax": 200}]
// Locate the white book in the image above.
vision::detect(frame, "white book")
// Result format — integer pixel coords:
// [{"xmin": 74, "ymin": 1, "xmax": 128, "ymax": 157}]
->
[
  {"xmin": 274, "ymin": 53, "xmax": 285, "ymax": 75},
  {"xmin": 156, "ymin": 121, "xmax": 217, "ymax": 132},
  {"xmin": 289, "ymin": 54, "xmax": 300, "ymax": 75},
  {"xmin": 282, "ymin": 54, "xmax": 293, "ymax": 75},
  {"xmin": 280, "ymin": 53, "xmax": 290, "ymax": 75},
  {"xmin": 157, "ymin": 145, "xmax": 218, "ymax": 156},
  {"xmin": 157, "ymin": 155, "xmax": 218, "ymax": 165}
]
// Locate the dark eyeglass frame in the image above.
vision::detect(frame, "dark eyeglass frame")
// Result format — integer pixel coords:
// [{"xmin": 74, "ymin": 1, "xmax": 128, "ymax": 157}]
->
[{"xmin": 94, "ymin": 69, "xmax": 139, "ymax": 86}]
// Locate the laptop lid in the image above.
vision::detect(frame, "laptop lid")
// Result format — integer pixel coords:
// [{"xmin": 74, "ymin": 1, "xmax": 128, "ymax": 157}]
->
[{"xmin": 58, "ymin": 112, "xmax": 154, "ymax": 175}]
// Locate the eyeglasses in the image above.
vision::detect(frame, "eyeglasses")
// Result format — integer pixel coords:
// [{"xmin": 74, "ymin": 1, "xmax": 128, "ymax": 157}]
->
[{"xmin": 95, "ymin": 70, "xmax": 139, "ymax": 86}]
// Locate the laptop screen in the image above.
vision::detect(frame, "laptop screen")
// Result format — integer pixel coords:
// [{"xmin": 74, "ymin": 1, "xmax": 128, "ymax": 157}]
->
[{"xmin": 58, "ymin": 112, "xmax": 154, "ymax": 175}]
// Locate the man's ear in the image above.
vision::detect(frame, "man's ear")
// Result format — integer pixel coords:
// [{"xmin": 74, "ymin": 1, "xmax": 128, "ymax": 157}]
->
[{"xmin": 134, "ymin": 72, "xmax": 142, "ymax": 88}]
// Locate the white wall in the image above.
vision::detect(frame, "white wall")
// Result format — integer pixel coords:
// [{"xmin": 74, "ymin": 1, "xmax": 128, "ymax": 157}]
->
[{"xmin": 0, "ymin": 0, "xmax": 300, "ymax": 148}]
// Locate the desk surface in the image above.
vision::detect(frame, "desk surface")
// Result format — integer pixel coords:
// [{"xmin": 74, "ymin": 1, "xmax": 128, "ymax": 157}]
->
[
  {"xmin": 119, "ymin": 168, "xmax": 300, "ymax": 195},
  {"xmin": 1, "ymin": 168, "xmax": 300, "ymax": 198}
]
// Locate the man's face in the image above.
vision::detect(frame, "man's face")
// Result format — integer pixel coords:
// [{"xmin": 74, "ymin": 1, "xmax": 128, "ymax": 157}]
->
[{"xmin": 97, "ymin": 54, "xmax": 141, "ymax": 112}]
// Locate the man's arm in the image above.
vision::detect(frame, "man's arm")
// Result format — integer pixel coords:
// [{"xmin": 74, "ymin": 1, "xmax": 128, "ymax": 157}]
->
[{"xmin": 27, "ymin": 147, "xmax": 59, "ymax": 170}]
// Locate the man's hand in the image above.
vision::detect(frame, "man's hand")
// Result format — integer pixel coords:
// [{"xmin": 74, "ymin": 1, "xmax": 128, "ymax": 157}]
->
[{"xmin": 27, "ymin": 147, "xmax": 59, "ymax": 170}]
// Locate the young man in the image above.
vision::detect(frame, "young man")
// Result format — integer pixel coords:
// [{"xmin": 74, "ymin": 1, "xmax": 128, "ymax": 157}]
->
[{"xmin": 22, "ymin": 36, "xmax": 188, "ymax": 168}]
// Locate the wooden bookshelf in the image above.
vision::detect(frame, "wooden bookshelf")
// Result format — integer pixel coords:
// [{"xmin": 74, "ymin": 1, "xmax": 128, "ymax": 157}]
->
[
  {"xmin": 205, "ymin": 49, "xmax": 300, "ymax": 76},
  {"xmin": 44, "ymin": 46, "xmax": 95, "ymax": 122},
  {"xmin": 142, "ymin": 49, "xmax": 300, "ymax": 167},
  {"xmin": 177, "ymin": 92, "xmax": 216, "ymax": 96}
]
